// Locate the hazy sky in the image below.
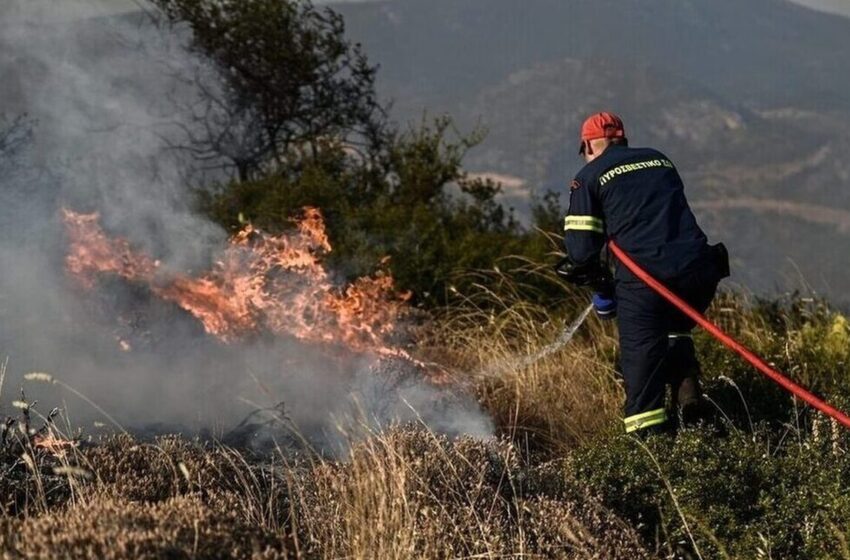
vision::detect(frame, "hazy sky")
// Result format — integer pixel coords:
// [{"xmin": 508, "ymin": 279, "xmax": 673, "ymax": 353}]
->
[
  {"xmin": 72, "ymin": 0, "xmax": 850, "ymax": 20},
  {"xmin": 322, "ymin": 0, "xmax": 850, "ymax": 15}
]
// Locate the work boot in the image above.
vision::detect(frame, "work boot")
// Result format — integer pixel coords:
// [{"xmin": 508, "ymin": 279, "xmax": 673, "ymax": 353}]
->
[
  {"xmin": 680, "ymin": 398, "xmax": 711, "ymax": 427},
  {"xmin": 630, "ymin": 417, "xmax": 677, "ymax": 440},
  {"xmin": 674, "ymin": 374, "xmax": 701, "ymax": 408},
  {"xmin": 672, "ymin": 375, "xmax": 712, "ymax": 427},
  {"xmin": 674, "ymin": 377, "xmax": 729, "ymax": 436}
]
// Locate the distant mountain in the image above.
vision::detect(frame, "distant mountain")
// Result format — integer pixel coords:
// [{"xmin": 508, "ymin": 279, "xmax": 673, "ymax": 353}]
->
[
  {"xmin": 337, "ymin": 0, "xmax": 850, "ymax": 111},
  {"xmin": 790, "ymin": 0, "xmax": 850, "ymax": 18},
  {"xmin": 334, "ymin": 0, "xmax": 850, "ymax": 304}
]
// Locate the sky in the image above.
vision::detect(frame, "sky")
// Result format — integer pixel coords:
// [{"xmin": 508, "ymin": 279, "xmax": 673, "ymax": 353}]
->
[
  {"xmin": 323, "ymin": 0, "xmax": 850, "ymax": 17},
  {"xmin": 62, "ymin": 0, "xmax": 850, "ymax": 20}
]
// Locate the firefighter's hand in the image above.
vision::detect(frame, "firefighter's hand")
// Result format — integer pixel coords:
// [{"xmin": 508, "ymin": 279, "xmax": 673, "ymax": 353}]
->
[
  {"xmin": 592, "ymin": 292, "xmax": 617, "ymax": 320},
  {"xmin": 555, "ymin": 256, "xmax": 607, "ymax": 287}
]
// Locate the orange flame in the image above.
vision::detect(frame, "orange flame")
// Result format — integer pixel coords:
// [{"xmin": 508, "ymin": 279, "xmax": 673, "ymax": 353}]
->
[
  {"xmin": 63, "ymin": 210, "xmax": 159, "ymax": 289},
  {"xmin": 33, "ymin": 433, "xmax": 79, "ymax": 457},
  {"xmin": 62, "ymin": 208, "xmax": 412, "ymax": 355}
]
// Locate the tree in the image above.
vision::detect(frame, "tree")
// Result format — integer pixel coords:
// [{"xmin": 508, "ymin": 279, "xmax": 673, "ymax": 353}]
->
[
  {"xmin": 0, "ymin": 114, "xmax": 34, "ymax": 172},
  {"xmin": 153, "ymin": 0, "xmax": 386, "ymax": 181}
]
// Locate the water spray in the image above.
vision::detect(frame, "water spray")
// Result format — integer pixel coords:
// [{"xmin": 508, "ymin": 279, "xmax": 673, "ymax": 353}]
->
[{"xmin": 483, "ymin": 303, "xmax": 594, "ymax": 377}]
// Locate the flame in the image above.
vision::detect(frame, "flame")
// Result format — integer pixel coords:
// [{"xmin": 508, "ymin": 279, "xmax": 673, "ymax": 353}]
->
[
  {"xmin": 62, "ymin": 208, "xmax": 412, "ymax": 356},
  {"xmin": 33, "ymin": 433, "xmax": 78, "ymax": 457},
  {"xmin": 63, "ymin": 210, "xmax": 159, "ymax": 289}
]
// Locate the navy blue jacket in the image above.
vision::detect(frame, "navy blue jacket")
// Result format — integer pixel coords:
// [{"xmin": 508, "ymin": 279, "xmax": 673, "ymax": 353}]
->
[{"xmin": 564, "ymin": 144, "xmax": 709, "ymax": 282}]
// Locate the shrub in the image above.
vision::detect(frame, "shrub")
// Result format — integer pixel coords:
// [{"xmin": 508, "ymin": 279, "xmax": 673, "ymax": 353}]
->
[{"xmin": 569, "ymin": 420, "xmax": 850, "ymax": 558}]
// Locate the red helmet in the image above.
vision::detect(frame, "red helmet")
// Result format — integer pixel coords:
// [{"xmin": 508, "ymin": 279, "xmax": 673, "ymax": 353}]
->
[{"xmin": 579, "ymin": 112, "xmax": 625, "ymax": 154}]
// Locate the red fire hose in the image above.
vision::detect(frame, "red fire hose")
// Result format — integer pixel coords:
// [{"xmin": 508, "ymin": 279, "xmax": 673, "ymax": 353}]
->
[{"xmin": 608, "ymin": 240, "xmax": 850, "ymax": 429}]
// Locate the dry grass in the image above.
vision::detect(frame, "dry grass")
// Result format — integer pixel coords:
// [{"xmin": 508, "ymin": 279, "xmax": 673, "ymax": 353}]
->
[
  {"xmin": 1, "ymin": 492, "xmax": 283, "ymax": 559},
  {"xmin": 423, "ymin": 262, "xmax": 623, "ymax": 453},
  {"xmin": 0, "ymin": 429, "xmax": 646, "ymax": 559}
]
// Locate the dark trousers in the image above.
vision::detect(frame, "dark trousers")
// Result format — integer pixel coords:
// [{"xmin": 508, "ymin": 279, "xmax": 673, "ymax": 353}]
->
[{"xmin": 615, "ymin": 262, "xmax": 720, "ymax": 433}]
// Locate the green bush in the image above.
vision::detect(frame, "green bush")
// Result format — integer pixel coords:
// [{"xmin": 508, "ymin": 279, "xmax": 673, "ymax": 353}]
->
[
  {"xmin": 694, "ymin": 294, "xmax": 850, "ymax": 429},
  {"xmin": 569, "ymin": 424, "xmax": 850, "ymax": 559}
]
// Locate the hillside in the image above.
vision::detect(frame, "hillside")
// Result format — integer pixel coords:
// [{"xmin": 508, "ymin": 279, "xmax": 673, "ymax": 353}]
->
[
  {"xmin": 791, "ymin": 0, "xmax": 850, "ymax": 17},
  {"xmin": 334, "ymin": 0, "xmax": 850, "ymax": 304},
  {"xmin": 337, "ymin": 0, "xmax": 850, "ymax": 111}
]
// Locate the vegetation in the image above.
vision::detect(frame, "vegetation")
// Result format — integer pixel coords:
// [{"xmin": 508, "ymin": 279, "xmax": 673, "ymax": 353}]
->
[
  {"xmin": 5, "ymin": 271, "xmax": 850, "ymax": 558},
  {"xmin": 200, "ymin": 117, "xmax": 559, "ymax": 305}
]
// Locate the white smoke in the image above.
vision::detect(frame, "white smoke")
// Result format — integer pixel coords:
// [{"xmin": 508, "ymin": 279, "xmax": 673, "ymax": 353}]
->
[{"xmin": 0, "ymin": 0, "xmax": 492, "ymax": 450}]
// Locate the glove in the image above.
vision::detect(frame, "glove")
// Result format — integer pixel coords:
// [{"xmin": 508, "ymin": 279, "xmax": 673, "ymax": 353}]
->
[
  {"xmin": 709, "ymin": 242, "xmax": 731, "ymax": 279},
  {"xmin": 592, "ymin": 292, "xmax": 617, "ymax": 320},
  {"xmin": 555, "ymin": 257, "xmax": 609, "ymax": 287}
]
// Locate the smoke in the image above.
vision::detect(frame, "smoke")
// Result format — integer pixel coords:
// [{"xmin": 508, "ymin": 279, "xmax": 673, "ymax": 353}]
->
[{"xmin": 0, "ymin": 0, "xmax": 492, "ymax": 451}]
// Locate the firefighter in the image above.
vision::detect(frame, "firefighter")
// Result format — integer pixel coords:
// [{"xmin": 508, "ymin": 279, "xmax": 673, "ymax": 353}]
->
[{"xmin": 559, "ymin": 112, "xmax": 729, "ymax": 435}]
